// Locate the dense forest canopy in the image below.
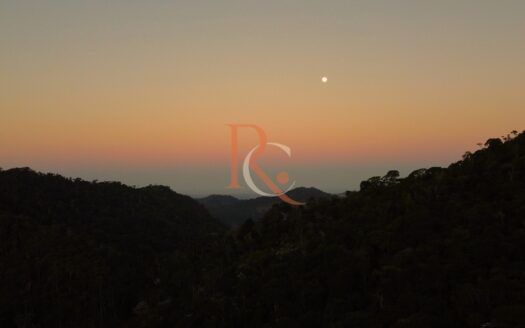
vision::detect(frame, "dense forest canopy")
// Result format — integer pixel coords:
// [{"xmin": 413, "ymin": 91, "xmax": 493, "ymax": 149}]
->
[{"xmin": 1, "ymin": 130, "xmax": 525, "ymax": 327}]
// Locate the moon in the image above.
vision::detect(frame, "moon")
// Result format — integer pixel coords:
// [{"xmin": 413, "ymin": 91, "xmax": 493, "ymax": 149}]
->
[{"xmin": 321, "ymin": 76, "xmax": 328, "ymax": 83}]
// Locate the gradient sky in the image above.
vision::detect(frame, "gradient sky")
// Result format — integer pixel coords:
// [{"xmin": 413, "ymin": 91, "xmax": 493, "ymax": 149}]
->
[{"xmin": 1, "ymin": 0, "xmax": 524, "ymax": 196}]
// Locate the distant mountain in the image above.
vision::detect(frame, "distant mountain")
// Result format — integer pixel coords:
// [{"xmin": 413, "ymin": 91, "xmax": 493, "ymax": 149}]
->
[
  {"xmin": 198, "ymin": 194, "xmax": 241, "ymax": 207},
  {"xmin": 198, "ymin": 187, "xmax": 331, "ymax": 226}
]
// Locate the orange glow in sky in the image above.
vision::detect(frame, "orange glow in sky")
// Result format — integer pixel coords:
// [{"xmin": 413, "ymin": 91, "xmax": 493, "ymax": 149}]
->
[{"xmin": 1, "ymin": 1, "xmax": 524, "ymax": 195}]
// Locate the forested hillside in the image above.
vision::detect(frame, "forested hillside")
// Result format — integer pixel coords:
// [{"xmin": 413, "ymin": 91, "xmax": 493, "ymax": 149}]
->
[
  {"xmin": 196, "ymin": 131, "xmax": 525, "ymax": 327},
  {"xmin": 0, "ymin": 169, "xmax": 224, "ymax": 327},
  {"xmin": 1, "ymin": 130, "xmax": 525, "ymax": 327}
]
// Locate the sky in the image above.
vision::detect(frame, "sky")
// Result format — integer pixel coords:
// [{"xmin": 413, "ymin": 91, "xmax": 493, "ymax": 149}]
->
[{"xmin": 1, "ymin": 0, "xmax": 524, "ymax": 196}]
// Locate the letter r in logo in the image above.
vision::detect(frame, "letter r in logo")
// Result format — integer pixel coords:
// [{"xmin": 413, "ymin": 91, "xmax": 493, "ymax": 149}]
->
[{"xmin": 226, "ymin": 124, "xmax": 305, "ymax": 206}]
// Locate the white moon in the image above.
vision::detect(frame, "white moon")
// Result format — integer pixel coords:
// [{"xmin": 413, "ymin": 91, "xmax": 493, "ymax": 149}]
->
[{"xmin": 321, "ymin": 76, "xmax": 328, "ymax": 83}]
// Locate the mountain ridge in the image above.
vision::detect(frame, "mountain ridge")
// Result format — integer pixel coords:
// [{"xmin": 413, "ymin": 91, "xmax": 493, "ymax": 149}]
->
[
  {"xmin": 197, "ymin": 186, "xmax": 331, "ymax": 226},
  {"xmin": 1, "ymin": 130, "xmax": 525, "ymax": 327}
]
